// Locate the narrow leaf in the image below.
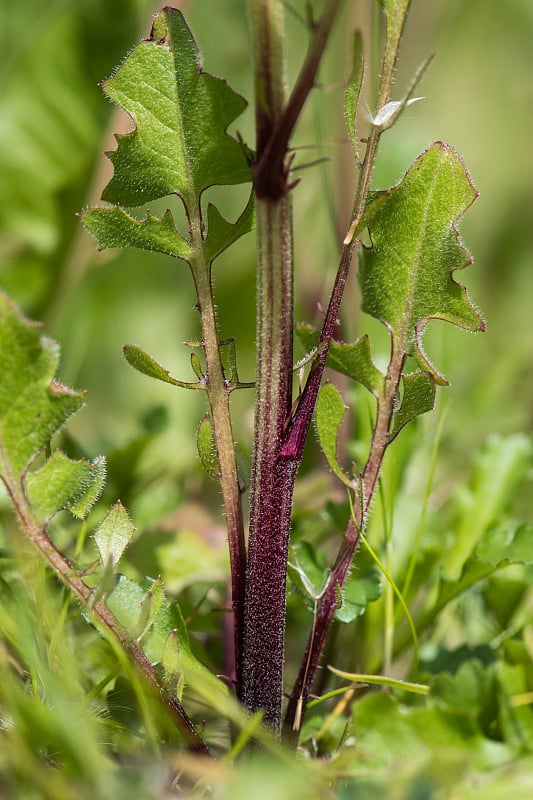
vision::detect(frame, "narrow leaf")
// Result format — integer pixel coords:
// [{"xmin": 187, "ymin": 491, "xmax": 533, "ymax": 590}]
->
[
  {"xmin": 360, "ymin": 142, "xmax": 485, "ymax": 385},
  {"xmin": 345, "ymin": 30, "xmax": 364, "ymax": 156},
  {"xmin": 123, "ymin": 343, "xmax": 203, "ymax": 389},
  {"xmin": 315, "ymin": 383, "xmax": 354, "ymax": 487},
  {"xmin": 93, "ymin": 501, "xmax": 135, "ymax": 569}
]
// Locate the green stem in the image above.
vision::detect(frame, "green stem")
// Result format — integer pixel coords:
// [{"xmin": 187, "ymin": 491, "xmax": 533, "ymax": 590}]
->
[
  {"xmin": 4, "ymin": 478, "xmax": 210, "ymax": 756},
  {"xmin": 189, "ymin": 203, "xmax": 247, "ymax": 690}
]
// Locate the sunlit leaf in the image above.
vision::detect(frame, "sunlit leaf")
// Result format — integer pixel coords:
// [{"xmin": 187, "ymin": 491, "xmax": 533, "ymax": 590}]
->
[
  {"xmin": 360, "ymin": 142, "xmax": 485, "ymax": 385},
  {"xmin": 26, "ymin": 451, "xmax": 106, "ymax": 523},
  {"xmin": 93, "ymin": 501, "xmax": 135, "ymax": 569},
  {"xmin": 80, "ymin": 7, "xmax": 251, "ymax": 269}
]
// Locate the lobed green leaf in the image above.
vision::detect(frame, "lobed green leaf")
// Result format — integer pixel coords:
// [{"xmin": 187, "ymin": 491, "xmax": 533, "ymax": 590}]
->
[
  {"xmin": 360, "ymin": 142, "xmax": 485, "ymax": 385},
  {"xmin": 0, "ymin": 292, "xmax": 104, "ymax": 521}
]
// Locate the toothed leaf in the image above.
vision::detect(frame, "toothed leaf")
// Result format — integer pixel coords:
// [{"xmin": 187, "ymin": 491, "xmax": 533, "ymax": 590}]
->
[
  {"xmin": 0, "ymin": 292, "xmax": 108, "ymax": 526},
  {"xmin": 360, "ymin": 142, "xmax": 484, "ymax": 385},
  {"xmin": 80, "ymin": 8, "xmax": 252, "ymax": 269},
  {"xmin": 102, "ymin": 8, "xmax": 248, "ymax": 206},
  {"xmin": 94, "ymin": 501, "xmax": 135, "ymax": 569},
  {"xmin": 26, "ymin": 452, "xmax": 106, "ymax": 523},
  {"xmin": 82, "ymin": 206, "xmax": 193, "ymax": 262}
]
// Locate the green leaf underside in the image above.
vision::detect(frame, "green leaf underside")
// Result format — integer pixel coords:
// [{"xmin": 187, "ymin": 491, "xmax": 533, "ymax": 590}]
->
[
  {"xmin": 0, "ymin": 292, "xmax": 103, "ymax": 521},
  {"xmin": 80, "ymin": 8, "xmax": 252, "ymax": 268},
  {"xmin": 94, "ymin": 501, "xmax": 136, "ymax": 568},
  {"xmin": 360, "ymin": 142, "xmax": 484, "ymax": 385},
  {"xmin": 289, "ymin": 541, "xmax": 330, "ymax": 601},
  {"xmin": 335, "ymin": 569, "xmax": 382, "ymax": 623},
  {"xmin": 315, "ymin": 383, "xmax": 354, "ymax": 487},
  {"xmin": 345, "ymin": 30, "xmax": 364, "ymax": 155},
  {"xmin": 390, "ymin": 371, "xmax": 436, "ymax": 440},
  {"xmin": 123, "ymin": 343, "xmax": 202, "ymax": 389},
  {"xmin": 296, "ymin": 325, "xmax": 384, "ymax": 397}
]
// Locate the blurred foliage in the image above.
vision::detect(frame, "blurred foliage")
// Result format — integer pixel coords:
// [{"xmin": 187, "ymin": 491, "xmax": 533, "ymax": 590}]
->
[{"xmin": 1, "ymin": 0, "xmax": 532, "ymax": 797}]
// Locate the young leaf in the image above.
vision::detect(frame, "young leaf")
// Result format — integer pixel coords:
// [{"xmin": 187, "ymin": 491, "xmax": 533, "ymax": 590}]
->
[
  {"xmin": 196, "ymin": 414, "xmax": 219, "ymax": 478},
  {"xmin": 0, "ymin": 292, "xmax": 104, "ymax": 520},
  {"xmin": 360, "ymin": 142, "xmax": 485, "ymax": 385},
  {"xmin": 315, "ymin": 383, "xmax": 355, "ymax": 487},
  {"xmin": 123, "ymin": 343, "xmax": 203, "ymax": 390},
  {"xmin": 93, "ymin": 501, "xmax": 135, "ymax": 569},
  {"xmin": 345, "ymin": 30, "xmax": 364, "ymax": 156}
]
